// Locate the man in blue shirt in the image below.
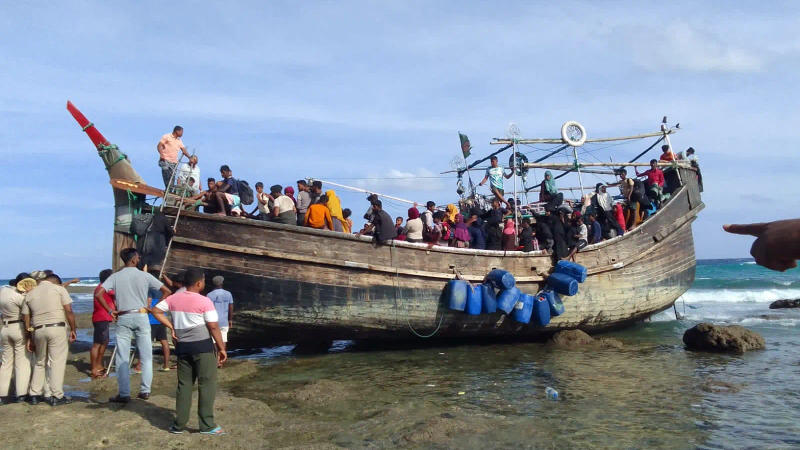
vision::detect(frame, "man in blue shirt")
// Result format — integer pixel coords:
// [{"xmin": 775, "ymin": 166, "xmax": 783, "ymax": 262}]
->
[
  {"xmin": 207, "ymin": 276, "xmax": 234, "ymax": 344},
  {"xmin": 588, "ymin": 213, "xmax": 603, "ymax": 244}
]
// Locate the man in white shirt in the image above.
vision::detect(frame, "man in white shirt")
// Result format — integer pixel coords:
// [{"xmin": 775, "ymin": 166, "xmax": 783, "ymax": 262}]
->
[
  {"xmin": 271, "ymin": 184, "xmax": 296, "ymax": 225},
  {"xmin": 176, "ymin": 155, "xmax": 201, "ymax": 193}
]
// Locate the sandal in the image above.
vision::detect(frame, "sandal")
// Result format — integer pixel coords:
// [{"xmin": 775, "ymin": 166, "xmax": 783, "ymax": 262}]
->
[{"xmin": 199, "ymin": 426, "xmax": 226, "ymax": 436}]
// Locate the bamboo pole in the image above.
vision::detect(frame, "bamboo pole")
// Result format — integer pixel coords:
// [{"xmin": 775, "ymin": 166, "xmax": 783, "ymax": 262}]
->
[
  {"xmin": 491, "ymin": 128, "xmax": 677, "ymax": 145},
  {"xmin": 522, "ymin": 161, "xmax": 692, "ymax": 169},
  {"xmin": 310, "ymin": 178, "xmax": 420, "ymax": 206},
  {"xmin": 442, "ymin": 161, "xmax": 689, "ymax": 174}
]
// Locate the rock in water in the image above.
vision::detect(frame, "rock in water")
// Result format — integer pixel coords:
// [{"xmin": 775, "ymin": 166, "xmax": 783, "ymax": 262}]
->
[
  {"xmin": 769, "ymin": 299, "xmax": 800, "ymax": 309},
  {"xmin": 548, "ymin": 329, "xmax": 623, "ymax": 349},
  {"xmin": 682, "ymin": 323, "xmax": 765, "ymax": 353}
]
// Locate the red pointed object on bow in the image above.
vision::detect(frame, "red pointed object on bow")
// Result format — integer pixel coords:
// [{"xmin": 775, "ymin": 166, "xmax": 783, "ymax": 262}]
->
[{"xmin": 66, "ymin": 101, "xmax": 109, "ymax": 149}]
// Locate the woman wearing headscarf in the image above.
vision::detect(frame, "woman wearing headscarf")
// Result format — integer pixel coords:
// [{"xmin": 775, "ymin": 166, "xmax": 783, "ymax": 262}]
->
[
  {"xmin": 502, "ymin": 219, "xmax": 517, "ymax": 251},
  {"xmin": 325, "ymin": 190, "xmax": 348, "ymax": 233},
  {"xmin": 453, "ymin": 214, "xmax": 471, "ymax": 248},
  {"xmin": 539, "ymin": 171, "xmax": 564, "ymax": 211},
  {"xmin": 406, "ymin": 207, "xmax": 424, "ymax": 243},
  {"xmin": 284, "ymin": 186, "xmax": 297, "ymax": 207},
  {"xmin": 445, "ymin": 204, "xmax": 459, "ymax": 225}
]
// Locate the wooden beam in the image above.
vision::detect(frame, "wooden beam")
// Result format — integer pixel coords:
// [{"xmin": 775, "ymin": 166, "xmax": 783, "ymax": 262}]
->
[{"xmin": 491, "ymin": 128, "xmax": 677, "ymax": 145}]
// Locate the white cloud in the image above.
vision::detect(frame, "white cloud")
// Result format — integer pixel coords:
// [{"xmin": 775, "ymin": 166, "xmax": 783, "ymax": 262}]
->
[{"xmin": 622, "ymin": 22, "xmax": 763, "ymax": 73}]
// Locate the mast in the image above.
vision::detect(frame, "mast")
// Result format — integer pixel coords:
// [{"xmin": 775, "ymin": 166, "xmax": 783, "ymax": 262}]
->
[{"xmin": 509, "ymin": 124, "xmax": 520, "ymax": 242}]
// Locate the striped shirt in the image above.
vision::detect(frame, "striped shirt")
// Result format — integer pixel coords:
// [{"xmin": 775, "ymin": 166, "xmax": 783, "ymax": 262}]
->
[{"xmin": 155, "ymin": 291, "xmax": 218, "ymax": 355}]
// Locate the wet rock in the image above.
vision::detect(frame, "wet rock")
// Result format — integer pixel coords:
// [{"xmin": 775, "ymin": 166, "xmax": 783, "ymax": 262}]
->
[
  {"xmin": 700, "ymin": 377, "xmax": 742, "ymax": 393},
  {"xmin": 548, "ymin": 330, "xmax": 623, "ymax": 349},
  {"xmin": 682, "ymin": 323, "xmax": 765, "ymax": 353},
  {"xmin": 274, "ymin": 379, "xmax": 353, "ymax": 406},
  {"xmin": 769, "ymin": 299, "xmax": 800, "ymax": 309}
]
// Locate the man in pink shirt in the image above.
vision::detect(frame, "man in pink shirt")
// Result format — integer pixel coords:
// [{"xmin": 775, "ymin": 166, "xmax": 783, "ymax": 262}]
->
[
  {"xmin": 151, "ymin": 268, "xmax": 226, "ymax": 436},
  {"xmin": 157, "ymin": 126, "xmax": 192, "ymax": 189}
]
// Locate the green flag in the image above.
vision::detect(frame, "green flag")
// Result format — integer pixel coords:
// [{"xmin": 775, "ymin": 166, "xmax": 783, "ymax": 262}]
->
[{"xmin": 459, "ymin": 132, "xmax": 471, "ymax": 158}]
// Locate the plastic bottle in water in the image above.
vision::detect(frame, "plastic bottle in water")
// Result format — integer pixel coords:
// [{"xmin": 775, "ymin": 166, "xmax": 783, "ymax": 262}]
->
[{"xmin": 545, "ymin": 387, "xmax": 558, "ymax": 400}]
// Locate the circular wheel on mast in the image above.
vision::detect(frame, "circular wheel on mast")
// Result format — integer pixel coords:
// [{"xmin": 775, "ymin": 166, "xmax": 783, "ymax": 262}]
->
[{"xmin": 561, "ymin": 121, "xmax": 587, "ymax": 147}]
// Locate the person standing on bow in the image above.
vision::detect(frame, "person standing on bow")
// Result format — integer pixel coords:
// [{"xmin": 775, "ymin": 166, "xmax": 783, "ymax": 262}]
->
[
  {"xmin": 157, "ymin": 126, "xmax": 192, "ymax": 189},
  {"xmin": 95, "ymin": 248, "xmax": 171, "ymax": 403},
  {"xmin": 479, "ymin": 156, "xmax": 512, "ymax": 209}
]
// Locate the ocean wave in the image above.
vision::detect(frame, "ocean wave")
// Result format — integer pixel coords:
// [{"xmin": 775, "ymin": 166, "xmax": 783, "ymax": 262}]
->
[{"xmin": 679, "ymin": 288, "xmax": 800, "ymax": 304}]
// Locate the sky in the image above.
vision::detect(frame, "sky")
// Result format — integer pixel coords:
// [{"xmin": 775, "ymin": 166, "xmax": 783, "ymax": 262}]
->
[{"xmin": 2, "ymin": 1, "xmax": 799, "ymax": 277}]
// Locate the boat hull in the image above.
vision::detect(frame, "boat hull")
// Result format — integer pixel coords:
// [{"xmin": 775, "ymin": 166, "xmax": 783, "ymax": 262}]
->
[{"xmin": 163, "ymin": 168, "xmax": 703, "ymax": 345}]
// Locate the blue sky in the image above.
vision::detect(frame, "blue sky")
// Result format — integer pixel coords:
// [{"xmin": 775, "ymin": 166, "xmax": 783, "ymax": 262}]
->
[{"xmin": 2, "ymin": 1, "xmax": 798, "ymax": 277}]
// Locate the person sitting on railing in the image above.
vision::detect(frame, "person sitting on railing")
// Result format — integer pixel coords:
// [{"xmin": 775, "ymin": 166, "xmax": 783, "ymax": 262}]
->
[
  {"xmin": 187, "ymin": 177, "xmax": 220, "ymax": 214},
  {"xmin": 295, "ymin": 180, "xmax": 312, "ymax": 226},
  {"xmin": 539, "ymin": 171, "xmax": 564, "ymax": 212},
  {"xmin": 659, "ymin": 144, "xmax": 676, "ymax": 162},
  {"xmin": 358, "ymin": 200, "xmax": 397, "ymax": 245},
  {"xmin": 478, "ymin": 156, "xmax": 513, "ymax": 209},
  {"xmin": 394, "ymin": 217, "xmax": 407, "ymax": 241},
  {"xmin": 343, "ymin": 209, "xmax": 354, "ymax": 234},
  {"xmin": 304, "ymin": 194, "xmax": 334, "ymax": 230},
  {"xmin": 270, "ymin": 185, "xmax": 297, "ymax": 225},
  {"xmin": 635, "ymin": 159, "xmax": 666, "ymax": 208},
  {"xmin": 405, "ymin": 207, "xmax": 424, "ymax": 243},
  {"xmin": 565, "ymin": 211, "xmax": 588, "ymax": 261},
  {"xmin": 324, "ymin": 190, "xmax": 347, "ymax": 233},
  {"xmin": 592, "ymin": 183, "xmax": 624, "ymax": 238},
  {"xmin": 176, "ymin": 155, "xmax": 200, "ymax": 193},
  {"xmin": 212, "ymin": 165, "xmax": 242, "ymax": 217},
  {"xmin": 616, "ymin": 169, "xmax": 647, "ymax": 230},
  {"xmin": 677, "ymin": 147, "xmax": 703, "ymax": 192}
]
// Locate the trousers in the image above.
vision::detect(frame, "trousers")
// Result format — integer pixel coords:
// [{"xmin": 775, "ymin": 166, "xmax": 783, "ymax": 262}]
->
[
  {"xmin": 29, "ymin": 326, "xmax": 68, "ymax": 399},
  {"xmin": 115, "ymin": 314, "xmax": 153, "ymax": 397},
  {"xmin": 0, "ymin": 323, "xmax": 31, "ymax": 397},
  {"xmin": 175, "ymin": 352, "xmax": 218, "ymax": 432},
  {"xmin": 159, "ymin": 159, "xmax": 178, "ymax": 189}
]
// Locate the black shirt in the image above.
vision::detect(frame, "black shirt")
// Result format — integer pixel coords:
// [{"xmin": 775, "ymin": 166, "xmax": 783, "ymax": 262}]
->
[{"xmin": 372, "ymin": 210, "xmax": 397, "ymax": 243}]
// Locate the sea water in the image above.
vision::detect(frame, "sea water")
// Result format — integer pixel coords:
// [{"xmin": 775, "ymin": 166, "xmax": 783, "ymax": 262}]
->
[{"xmin": 11, "ymin": 259, "xmax": 800, "ymax": 447}]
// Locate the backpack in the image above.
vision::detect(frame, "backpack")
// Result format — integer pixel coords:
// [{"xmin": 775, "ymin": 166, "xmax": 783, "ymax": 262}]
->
[
  {"xmin": 237, "ymin": 179, "xmax": 254, "ymax": 205},
  {"xmin": 632, "ymin": 178, "xmax": 646, "ymax": 197}
]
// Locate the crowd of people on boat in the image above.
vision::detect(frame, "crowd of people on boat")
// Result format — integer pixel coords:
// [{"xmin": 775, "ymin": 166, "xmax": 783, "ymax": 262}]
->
[{"xmin": 156, "ymin": 127, "xmax": 700, "ymax": 261}]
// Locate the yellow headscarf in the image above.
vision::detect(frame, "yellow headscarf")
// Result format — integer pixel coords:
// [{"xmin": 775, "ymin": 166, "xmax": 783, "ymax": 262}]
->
[
  {"xmin": 325, "ymin": 190, "xmax": 349, "ymax": 233},
  {"xmin": 446, "ymin": 204, "xmax": 458, "ymax": 224}
]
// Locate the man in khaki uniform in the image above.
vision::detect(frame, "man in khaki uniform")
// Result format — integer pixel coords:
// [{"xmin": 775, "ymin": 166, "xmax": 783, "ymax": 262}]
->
[
  {"xmin": 22, "ymin": 273, "xmax": 77, "ymax": 406},
  {"xmin": 0, "ymin": 273, "xmax": 34, "ymax": 404}
]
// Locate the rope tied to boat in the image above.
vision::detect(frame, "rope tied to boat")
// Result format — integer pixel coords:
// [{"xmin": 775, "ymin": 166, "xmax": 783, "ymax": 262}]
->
[
  {"xmin": 391, "ymin": 244, "xmax": 445, "ymax": 339},
  {"xmin": 96, "ymin": 143, "xmax": 128, "ymax": 171}
]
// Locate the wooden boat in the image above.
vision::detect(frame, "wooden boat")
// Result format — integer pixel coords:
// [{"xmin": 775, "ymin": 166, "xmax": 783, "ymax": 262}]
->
[{"xmin": 69, "ymin": 102, "xmax": 703, "ymax": 346}]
